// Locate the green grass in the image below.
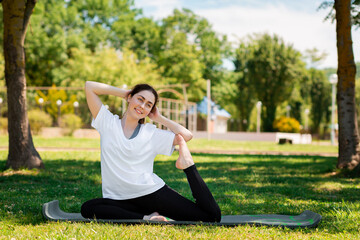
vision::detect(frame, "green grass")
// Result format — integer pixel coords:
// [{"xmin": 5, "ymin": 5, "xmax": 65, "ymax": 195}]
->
[
  {"xmin": 0, "ymin": 135, "xmax": 338, "ymax": 153},
  {"xmin": 187, "ymin": 139, "xmax": 338, "ymax": 153},
  {"xmin": 1, "ymin": 150, "xmax": 359, "ymax": 239},
  {"xmin": 0, "ymin": 136, "xmax": 100, "ymax": 149}
]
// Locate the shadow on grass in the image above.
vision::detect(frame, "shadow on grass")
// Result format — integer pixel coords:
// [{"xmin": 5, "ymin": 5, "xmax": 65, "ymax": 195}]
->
[{"xmin": 0, "ymin": 153, "xmax": 359, "ymax": 234}]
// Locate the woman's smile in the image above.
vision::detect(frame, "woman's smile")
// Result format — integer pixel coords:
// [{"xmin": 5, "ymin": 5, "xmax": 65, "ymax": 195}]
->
[
  {"xmin": 135, "ymin": 107, "xmax": 143, "ymax": 115},
  {"xmin": 127, "ymin": 90, "xmax": 155, "ymax": 119}
]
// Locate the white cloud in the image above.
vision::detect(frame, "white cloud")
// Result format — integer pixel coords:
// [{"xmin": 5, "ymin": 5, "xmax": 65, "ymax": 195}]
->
[
  {"xmin": 135, "ymin": 0, "xmax": 360, "ymax": 69},
  {"xmin": 196, "ymin": 4, "xmax": 341, "ymax": 68},
  {"xmin": 135, "ymin": 0, "xmax": 182, "ymax": 19}
]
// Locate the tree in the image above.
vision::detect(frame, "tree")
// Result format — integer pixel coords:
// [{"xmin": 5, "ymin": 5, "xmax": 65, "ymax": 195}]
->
[
  {"xmin": 23, "ymin": 0, "xmax": 140, "ymax": 87},
  {"xmin": 0, "ymin": 8, "xmax": 3, "ymax": 53},
  {"xmin": 0, "ymin": 52, "xmax": 4, "ymax": 84},
  {"xmin": 115, "ymin": 16, "xmax": 162, "ymax": 60},
  {"xmin": 25, "ymin": 0, "xmax": 85, "ymax": 86},
  {"xmin": 303, "ymin": 48, "xmax": 328, "ymax": 69},
  {"xmin": 308, "ymin": 69, "xmax": 331, "ymax": 134},
  {"xmin": 212, "ymin": 71, "xmax": 240, "ymax": 130},
  {"xmin": 54, "ymin": 47, "xmax": 162, "ymax": 89},
  {"xmin": 245, "ymin": 34, "xmax": 305, "ymax": 131},
  {"xmin": 334, "ymin": 0, "xmax": 360, "ymax": 172},
  {"xmin": 68, "ymin": 0, "xmax": 140, "ymax": 52},
  {"xmin": 2, "ymin": 0, "xmax": 43, "ymax": 169},
  {"xmin": 233, "ymin": 43, "xmax": 257, "ymax": 131},
  {"xmin": 159, "ymin": 8, "xmax": 230, "ymax": 97},
  {"xmin": 157, "ymin": 29, "xmax": 206, "ymax": 100}
]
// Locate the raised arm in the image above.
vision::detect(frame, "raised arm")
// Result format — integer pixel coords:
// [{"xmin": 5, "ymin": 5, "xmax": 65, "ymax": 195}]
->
[
  {"xmin": 148, "ymin": 106, "xmax": 193, "ymax": 145},
  {"xmin": 85, "ymin": 81, "xmax": 129, "ymax": 119}
]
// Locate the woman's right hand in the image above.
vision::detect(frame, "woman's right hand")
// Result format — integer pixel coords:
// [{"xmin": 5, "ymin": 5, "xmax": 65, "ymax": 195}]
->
[
  {"xmin": 148, "ymin": 106, "xmax": 162, "ymax": 122},
  {"xmin": 85, "ymin": 81, "xmax": 132, "ymax": 119}
]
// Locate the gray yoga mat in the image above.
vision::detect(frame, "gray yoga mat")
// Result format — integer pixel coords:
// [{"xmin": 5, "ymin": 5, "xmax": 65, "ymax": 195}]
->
[{"xmin": 42, "ymin": 200, "xmax": 321, "ymax": 228}]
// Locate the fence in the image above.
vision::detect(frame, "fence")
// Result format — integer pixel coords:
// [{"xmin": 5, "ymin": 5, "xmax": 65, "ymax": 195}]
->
[
  {"xmin": 157, "ymin": 97, "xmax": 197, "ymax": 132},
  {"xmin": 0, "ymin": 86, "xmax": 197, "ymax": 132}
]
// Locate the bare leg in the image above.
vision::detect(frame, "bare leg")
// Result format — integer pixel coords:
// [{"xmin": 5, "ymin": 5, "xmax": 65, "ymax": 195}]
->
[{"xmin": 175, "ymin": 134, "xmax": 195, "ymax": 170}]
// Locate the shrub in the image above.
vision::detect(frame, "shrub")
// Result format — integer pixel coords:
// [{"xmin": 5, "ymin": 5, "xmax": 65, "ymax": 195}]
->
[
  {"xmin": 273, "ymin": 116, "xmax": 300, "ymax": 133},
  {"xmin": 35, "ymin": 84, "xmax": 78, "ymax": 124},
  {"xmin": 28, "ymin": 110, "xmax": 52, "ymax": 135},
  {"xmin": 60, "ymin": 114, "xmax": 82, "ymax": 136},
  {"xmin": 0, "ymin": 117, "xmax": 8, "ymax": 133}
]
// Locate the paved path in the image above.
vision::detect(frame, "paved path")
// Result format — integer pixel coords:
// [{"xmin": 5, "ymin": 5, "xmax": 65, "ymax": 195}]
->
[{"xmin": 0, "ymin": 146, "xmax": 337, "ymax": 157}]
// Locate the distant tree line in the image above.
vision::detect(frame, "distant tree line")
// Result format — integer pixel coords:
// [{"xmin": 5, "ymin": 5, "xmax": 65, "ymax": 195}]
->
[{"xmin": 1, "ymin": 0, "xmax": 359, "ymax": 135}]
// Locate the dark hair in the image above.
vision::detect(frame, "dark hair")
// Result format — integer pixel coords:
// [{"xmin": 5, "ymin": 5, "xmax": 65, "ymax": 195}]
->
[{"xmin": 127, "ymin": 84, "xmax": 158, "ymax": 124}]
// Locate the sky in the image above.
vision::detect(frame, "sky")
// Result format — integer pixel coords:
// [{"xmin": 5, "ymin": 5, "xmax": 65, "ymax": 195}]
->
[{"xmin": 134, "ymin": 0, "xmax": 360, "ymax": 70}]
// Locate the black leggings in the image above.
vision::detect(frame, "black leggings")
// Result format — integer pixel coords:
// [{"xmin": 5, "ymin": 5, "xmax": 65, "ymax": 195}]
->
[{"xmin": 81, "ymin": 165, "xmax": 221, "ymax": 222}]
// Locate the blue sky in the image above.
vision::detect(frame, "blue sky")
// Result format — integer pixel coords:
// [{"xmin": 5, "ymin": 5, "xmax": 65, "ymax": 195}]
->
[{"xmin": 134, "ymin": 0, "xmax": 360, "ymax": 69}]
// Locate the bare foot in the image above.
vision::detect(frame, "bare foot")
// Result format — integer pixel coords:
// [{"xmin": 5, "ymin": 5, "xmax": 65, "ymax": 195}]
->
[
  {"xmin": 143, "ymin": 212, "xmax": 168, "ymax": 221},
  {"xmin": 175, "ymin": 134, "xmax": 195, "ymax": 170}
]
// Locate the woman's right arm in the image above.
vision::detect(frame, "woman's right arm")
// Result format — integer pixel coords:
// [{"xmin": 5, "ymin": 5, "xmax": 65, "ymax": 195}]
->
[{"xmin": 85, "ymin": 81, "xmax": 129, "ymax": 119}]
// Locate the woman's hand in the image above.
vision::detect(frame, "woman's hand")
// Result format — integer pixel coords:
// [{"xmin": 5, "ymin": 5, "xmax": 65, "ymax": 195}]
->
[
  {"xmin": 148, "ymin": 106, "xmax": 162, "ymax": 122},
  {"xmin": 149, "ymin": 106, "xmax": 193, "ymax": 143}
]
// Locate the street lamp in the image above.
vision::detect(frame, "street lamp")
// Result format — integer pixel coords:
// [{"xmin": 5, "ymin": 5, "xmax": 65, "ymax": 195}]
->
[
  {"xmin": 73, "ymin": 101, "xmax": 79, "ymax": 115},
  {"xmin": 304, "ymin": 108, "xmax": 310, "ymax": 132},
  {"xmin": 286, "ymin": 105, "xmax": 291, "ymax": 118},
  {"xmin": 56, "ymin": 99, "xmax": 62, "ymax": 126},
  {"xmin": 38, "ymin": 98, "xmax": 44, "ymax": 111},
  {"xmin": 256, "ymin": 101, "xmax": 262, "ymax": 133},
  {"xmin": 329, "ymin": 73, "xmax": 338, "ymax": 146},
  {"xmin": 0, "ymin": 97, "xmax": 3, "ymax": 116}
]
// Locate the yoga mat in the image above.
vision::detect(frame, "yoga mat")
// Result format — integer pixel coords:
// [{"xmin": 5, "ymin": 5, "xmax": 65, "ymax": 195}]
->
[{"xmin": 42, "ymin": 200, "xmax": 321, "ymax": 228}]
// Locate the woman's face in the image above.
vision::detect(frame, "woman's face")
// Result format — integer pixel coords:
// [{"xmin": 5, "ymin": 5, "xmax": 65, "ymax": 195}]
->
[{"xmin": 127, "ymin": 90, "xmax": 155, "ymax": 120}]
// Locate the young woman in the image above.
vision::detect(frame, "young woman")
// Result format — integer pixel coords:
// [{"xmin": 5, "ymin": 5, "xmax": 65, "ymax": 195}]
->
[{"xmin": 81, "ymin": 81, "xmax": 221, "ymax": 222}]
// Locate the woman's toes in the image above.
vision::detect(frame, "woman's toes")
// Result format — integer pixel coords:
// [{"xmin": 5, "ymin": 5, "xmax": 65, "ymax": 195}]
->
[{"xmin": 149, "ymin": 215, "xmax": 168, "ymax": 221}]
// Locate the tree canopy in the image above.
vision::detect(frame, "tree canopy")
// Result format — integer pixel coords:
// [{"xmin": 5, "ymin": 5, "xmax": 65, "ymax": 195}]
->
[
  {"xmin": 1, "ymin": 0, "xmax": 357, "ymax": 137},
  {"xmin": 236, "ymin": 34, "xmax": 306, "ymax": 131}
]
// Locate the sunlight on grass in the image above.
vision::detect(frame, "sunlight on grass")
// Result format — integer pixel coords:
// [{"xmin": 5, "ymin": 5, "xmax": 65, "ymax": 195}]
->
[
  {"xmin": 0, "ymin": 168, "xmax": 40, "ymax": 177},
  {"xmin": 314, "ymin": 182, "xmax": 343, "ymax": 192},
  {"xmin": 0, "ymin": 135, "xmax": 338, "ymax": 154},
  {"xmin": 0, "ymin": 149, "xmax": 359, "ymax": 239}
]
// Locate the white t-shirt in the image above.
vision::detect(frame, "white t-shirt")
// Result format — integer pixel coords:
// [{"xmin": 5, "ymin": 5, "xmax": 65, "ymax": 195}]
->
[{"xmin": 91, "ymin": 104, "xmax": 175, "ymax": 200}]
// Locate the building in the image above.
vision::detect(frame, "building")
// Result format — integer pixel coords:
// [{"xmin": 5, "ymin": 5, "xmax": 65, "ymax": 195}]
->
[{"xmin": 196, "ymin": 97, "xmax": 231, "ymax": 133}]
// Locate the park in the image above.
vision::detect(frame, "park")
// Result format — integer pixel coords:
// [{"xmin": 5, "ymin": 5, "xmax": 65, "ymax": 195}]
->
[{"xmin": 1, "ymin": 0, "xmax": 360, "ymax": 239}]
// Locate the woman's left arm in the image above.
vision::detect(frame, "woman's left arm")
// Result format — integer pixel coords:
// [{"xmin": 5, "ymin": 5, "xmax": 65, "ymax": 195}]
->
[{"xmin": 149, "ymin": 107, "xmax": 193, "ymax": 145}]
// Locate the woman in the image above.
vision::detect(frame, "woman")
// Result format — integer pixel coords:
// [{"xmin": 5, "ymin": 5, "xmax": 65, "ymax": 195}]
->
[{"xmin": 81, "ymin": 81, "xmax": 221, "ymax": 222}]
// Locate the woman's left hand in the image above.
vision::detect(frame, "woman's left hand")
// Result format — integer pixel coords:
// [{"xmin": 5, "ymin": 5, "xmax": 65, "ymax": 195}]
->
[{"xmin": 148, "ymin": 106, "xmax": 162, "ymax": 122}]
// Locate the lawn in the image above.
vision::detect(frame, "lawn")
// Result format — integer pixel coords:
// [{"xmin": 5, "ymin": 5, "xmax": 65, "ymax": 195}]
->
[
  {"xmin": 0, "ymin": 149, "xmax": 359, "ymax": 239},
  {"xmin": 0, "ymin": 135, "xmax": 338, "ymax": 153}
]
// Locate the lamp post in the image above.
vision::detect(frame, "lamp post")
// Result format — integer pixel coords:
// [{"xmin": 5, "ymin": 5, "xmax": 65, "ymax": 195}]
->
[
  {"xmin": 73, "ymin": 101, "xmax": 79, "ymax": 115},
  {"xmin": 286, "ymin": 105, "xmax": 291, "ymax": 118},
  {"xmin": 207, "ymin": 79, "xmax": 211, "ymax": 140},
  {"xmin": 0, "ymin": 97, "xmax": 3, "ymax": 116},
  {"xmin": 304, "ymin": 108, "xmax": 310, "ymax": 132},
  {"xmin": 122, "ymin": 84, "xmax": 127, "ymax": 116},
  {"xmin": 56, "ymin": 99, "xmax": 62, "ymax": 126},
  {"xmin": 38, "ymin": 98, "xmax": 44, "ymax": 111},
  {"xmin": 329, "ymin": 74, "xmax": 338, "ymax": 146},
  {"xmin": 256, "ymin": 101, "xmax": 262, "ymax": 133}
]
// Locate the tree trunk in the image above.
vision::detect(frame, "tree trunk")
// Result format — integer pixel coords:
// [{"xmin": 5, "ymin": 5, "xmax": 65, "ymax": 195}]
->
[
  {"xmin": 3, "ymin": 0, "xmax": 43, "ymax": 169},
  {"xmin": 335, "ymin": 0, "xmax": 360, "ymax": 172},
  {"xmin": 263, "ymin": 104, "xmax": 276, "ymax": 132}
]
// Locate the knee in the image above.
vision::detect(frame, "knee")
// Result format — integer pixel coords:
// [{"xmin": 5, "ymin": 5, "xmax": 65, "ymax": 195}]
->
[
  {"xmin": 206, "ymin": 205, "xmax": 221, "ymax": 223},
  {"xmin": 213, "ymin": 206, "xmax": 222, "ymax": 223},
  {"xmin": 81, "ymin": 201, "xmax": 95, "ymax": 218}
]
